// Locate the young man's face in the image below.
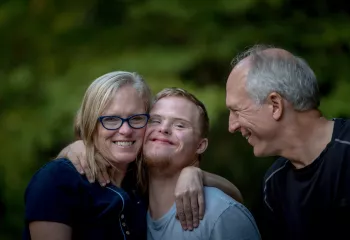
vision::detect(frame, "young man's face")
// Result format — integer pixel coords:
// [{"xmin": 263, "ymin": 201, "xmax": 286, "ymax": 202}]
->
[{"xmin": 143, "ymin": 96, "xmax": 207, "ymax": 172}]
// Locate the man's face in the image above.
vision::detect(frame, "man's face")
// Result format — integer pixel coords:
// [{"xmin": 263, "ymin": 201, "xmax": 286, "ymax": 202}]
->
[
  {"xmin": 143, "ymin": 96, "xmax": 207, "ymax": 172},
  {"xmin": 226, "ymin": 62, "xmax": 279, "ymax": 157}
]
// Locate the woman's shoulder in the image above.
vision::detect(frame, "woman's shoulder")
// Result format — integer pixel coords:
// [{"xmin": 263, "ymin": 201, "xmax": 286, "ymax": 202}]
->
[
  {"xmin": 26, "ymin": 158, "xmax": 83, "ymax": 194},
  {"xmin": 33, "ymin": 158, "xmax": 79, "ymax": 177}
]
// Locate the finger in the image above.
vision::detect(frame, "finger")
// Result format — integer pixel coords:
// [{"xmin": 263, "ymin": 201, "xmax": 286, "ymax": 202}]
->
[
  {"xmin": 71, "ymin": 157, "xmax": 84, "ymax": 175},
  {"xmin": 96, "ymin": 168, "xmax": 107, "ymax": 187},
  {"xmin": 198, "ymin": 190, "xmax": 205, "ymax": 220},
  {"xmin": 95, "ymin": 153, "xmax": 110, "ymax": 185},
  {"xmin": 183, "ymin": 195, "xmax": 193, "ymax": 230},
  {"xmin": 190, "ymin": 193, "xmax": 200, "ymax": 228},
  {"xmin": 175, "ymin": 197, "xmax": 187, "ymax": 230},
  {"xmin": 81, "ymin": 156, "xmax": 94, "ymax": 183},
  {"xmin": 101, "ymin": 168, "xmax": 110, "ymax": 184}
]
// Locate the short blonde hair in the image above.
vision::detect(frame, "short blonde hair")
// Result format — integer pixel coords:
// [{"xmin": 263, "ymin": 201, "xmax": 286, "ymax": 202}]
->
[
  {"xmin": 154, "ymin": 87, "xmax": 209, "ymax": 137},
  {"xmin": 75, "ymin": 71, "xmax": 152, "ymax": 181}
]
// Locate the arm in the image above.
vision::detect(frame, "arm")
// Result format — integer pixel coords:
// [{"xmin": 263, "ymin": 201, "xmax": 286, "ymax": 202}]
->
[
  {"xmin": 56, "ymin": 140, "xmax": 110, "ymax": 186},
  {"xmin": 209, "ymin": 204, "xmax": 261, "ymax": 240},
  {"xmin": 25, "ymin": 161, "xmax": 80, "ymax": 240},
  {"xmin": 174, "ymin": 167, "xmax": 243, "ymax": 231},
  {"xmin": 202, "ymin": 170, "xmax": 243, "ymax": 203},
  {"xmin": 29, "ymin": 222, "xmax": 71, "ymax": 240}
]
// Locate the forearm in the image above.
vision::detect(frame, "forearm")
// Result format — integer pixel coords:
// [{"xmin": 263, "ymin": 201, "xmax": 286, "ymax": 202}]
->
[
  {"xmin": 202, "ymin": 171, "xmax": 243, "ymax": 203},
  {"xmin": 29, "ymin": 221, "xmax": 72, "ymax": 240}
]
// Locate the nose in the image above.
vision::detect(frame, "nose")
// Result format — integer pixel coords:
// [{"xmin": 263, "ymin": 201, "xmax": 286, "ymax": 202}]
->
[
  {"xmin": 158, "ymin": 122, "xmax": 171, "ymax": 135},
  {"xmin": 228, "ymin": 112, "xmax": 240, "ymax": 133},
  {"xmin": 118, "ymin": 122, "xmax": 133, "ymax": 135}
]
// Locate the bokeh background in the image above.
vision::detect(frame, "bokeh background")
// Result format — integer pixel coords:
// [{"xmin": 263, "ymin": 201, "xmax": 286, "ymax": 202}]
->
[{"xmin": 1, "ymin": 0, "xmax": 350, "ymax": 239}]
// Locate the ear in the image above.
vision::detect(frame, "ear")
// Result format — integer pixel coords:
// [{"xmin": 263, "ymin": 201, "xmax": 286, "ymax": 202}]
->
[
  {"xmin": 196, "ymin": 138, "xmax": 208, "ymax": 155},
  {"xmin": 266, "ymin": 92, "xmax": 283, "ymax": 121}
]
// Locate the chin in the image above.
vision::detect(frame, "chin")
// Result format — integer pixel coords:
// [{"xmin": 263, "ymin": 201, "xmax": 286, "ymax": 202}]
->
[
  {"xmin": 111, "ymin": 153, "xmax": 138, "ymax": 164},
  {"xmin": 253, "ymin": 146, "xmax": 275, "ymax": 158}
]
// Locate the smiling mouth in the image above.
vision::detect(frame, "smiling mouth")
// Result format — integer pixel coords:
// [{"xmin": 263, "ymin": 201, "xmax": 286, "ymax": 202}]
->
[
  {"xmin": 242, "ymin": 133, "xmax": 251, "ymax": 141},
  {"xmin": 112, "ymin": 141, "xmax": 135, "ymax": 146},
  {"xmin": 152, "ymin": 139, "xmax": 173, "ymax": 145}
]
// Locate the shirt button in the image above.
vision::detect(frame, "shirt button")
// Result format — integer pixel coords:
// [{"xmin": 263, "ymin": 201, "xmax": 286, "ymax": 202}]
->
[
  {"xmin": 121, "ymin": 214, "xmax": 124, "ymax": 219},
  {"xmin": 126, "ymin": 231, "xmax": 130, "ymax": 235},
  {"xmin": 122, "ymin": 222, "xmax": 126, "ymax": 227}
]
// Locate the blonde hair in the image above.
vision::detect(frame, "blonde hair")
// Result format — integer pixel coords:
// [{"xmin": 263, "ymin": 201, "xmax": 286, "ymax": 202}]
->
[
  {"xmin": 75, "ymin": 71, "xmax": 152, "ymax": 181},
  {"xmin": 154, "ymin": 87, "xmax": 209, "ymax": 137}
]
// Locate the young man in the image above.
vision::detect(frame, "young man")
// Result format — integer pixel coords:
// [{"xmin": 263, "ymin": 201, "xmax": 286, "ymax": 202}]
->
[
  {"xmin": 226, "ymin": 45, "xmax": 350, "ymax": 240},
  {"xmin": 143, "ymin": 88, "xmax": 260, "ymax": 239}
]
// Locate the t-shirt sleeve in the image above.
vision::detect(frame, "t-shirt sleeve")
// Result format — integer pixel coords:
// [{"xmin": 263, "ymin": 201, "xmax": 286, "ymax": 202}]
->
[
  {"xmin": 25, "ymin": 159, "xmax": 82, "ymax": 226},
  {"xmin": 209, "ymin": 203, "xmax": 261, "ymax": 240}
]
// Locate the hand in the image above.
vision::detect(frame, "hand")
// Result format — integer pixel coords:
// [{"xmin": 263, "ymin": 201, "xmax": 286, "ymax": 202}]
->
[
  {"xmin": 174, "ymin": 166, "xmax": 205, "ymax": 231},
  {"xmin": 59, "ymin": 140, "xmax": 111, "ymax": 186}
]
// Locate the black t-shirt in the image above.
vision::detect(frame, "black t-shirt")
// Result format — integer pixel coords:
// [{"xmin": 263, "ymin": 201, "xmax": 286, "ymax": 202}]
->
[
  {"xmin": 23, "ymin": 158, "xmax": 147, "ymax": 240},
  {"xmin": 260, "ymin": 118, "xmax": 350, "ymax": 240}
]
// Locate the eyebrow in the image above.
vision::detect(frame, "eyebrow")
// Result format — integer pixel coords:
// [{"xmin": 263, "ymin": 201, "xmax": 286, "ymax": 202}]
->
[{"xmin": 151, "ymin": 114, "xmax": 192, "ymax": 124}]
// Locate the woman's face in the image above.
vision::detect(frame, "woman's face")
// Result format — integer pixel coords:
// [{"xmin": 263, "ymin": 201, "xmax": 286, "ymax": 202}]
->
[{"xmin": 95, "ymin": 85, "xmax": 147, "ymax": 170}]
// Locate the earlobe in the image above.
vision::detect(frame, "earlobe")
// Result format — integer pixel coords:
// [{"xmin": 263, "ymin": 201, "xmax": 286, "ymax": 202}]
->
[
  {"xmin": 196, "ymin": 138, "xmax": 208, "ymax": 155},
  {"xmin": 268, "ymin": 92, "xmax": 283, "ymax": 121}
]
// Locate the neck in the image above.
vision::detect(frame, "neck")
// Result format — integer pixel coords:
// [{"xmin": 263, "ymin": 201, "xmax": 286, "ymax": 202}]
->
[
  {"xmin": 278, "ymin": 110, "xmax": 334, "ymax": 169},
  {"xmin": 148, "ymin": 169, "xmax": 180, "ymax": 220},
  {"xmin": 107, "ymin": 160, "xmax": 130, "ymax": 187}
]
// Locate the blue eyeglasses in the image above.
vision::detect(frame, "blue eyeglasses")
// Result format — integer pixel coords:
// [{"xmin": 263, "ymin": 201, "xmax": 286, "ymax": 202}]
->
[{"xmin": 98, "ymin": 114, "xmax": 150, "ymax": 130}]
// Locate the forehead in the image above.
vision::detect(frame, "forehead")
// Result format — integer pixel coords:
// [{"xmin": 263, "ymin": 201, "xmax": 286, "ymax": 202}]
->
[
  {"xmin": 226, "ymin": 62, "xmax": 250, "ymax": 107},
  {"xmin": 151, "ymin": 96, "xmax": 200, "ymax": 122},
  {"xmin": 104, "ymin": 85, "xmax": 145, "ymax": 115}
]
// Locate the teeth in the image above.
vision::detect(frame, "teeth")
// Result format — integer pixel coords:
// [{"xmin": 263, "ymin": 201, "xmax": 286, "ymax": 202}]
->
[{"xmin": 114, "ymin": 141, "xmax": 134, "ymax": 146}]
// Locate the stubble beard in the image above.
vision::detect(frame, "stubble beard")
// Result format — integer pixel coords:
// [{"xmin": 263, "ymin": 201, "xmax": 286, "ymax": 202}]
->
[{"xmin": 143, "ymin": 149, "xmax": 173, "ymax": 171}]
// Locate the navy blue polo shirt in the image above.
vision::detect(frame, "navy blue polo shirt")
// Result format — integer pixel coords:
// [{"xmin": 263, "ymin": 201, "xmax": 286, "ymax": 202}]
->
[{"xmin": 23, "ymin": 158, "xmax": 147, "ymax": 240}]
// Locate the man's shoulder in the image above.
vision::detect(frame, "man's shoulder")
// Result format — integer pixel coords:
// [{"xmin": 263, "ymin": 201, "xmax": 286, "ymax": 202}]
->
[
  {"xmin": 203, "ymin": 186, "xmax": 235, "ymax": 207},
  {"xmin": 333, "ymin": 118, "xmax": 350, "ymax": 142},
  {"xmin": 203, "ymin": 187, "xmax": 253, "ymax": 220},
  {"xmin": 263, "ymin": 157, "xmax": 289, "ymax": 182},
  {"xmin": 202, "ymin": 187, "xmax": 260, "ymax": 239}
]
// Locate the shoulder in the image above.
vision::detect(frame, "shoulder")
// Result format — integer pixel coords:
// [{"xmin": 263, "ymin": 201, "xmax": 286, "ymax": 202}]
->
[
  {"xmin": 263, "ymin": 157, "xmax": 289, "ymax": 183},
  {"xmin": 31, "ymin": 158, "xmax": 79, "ymax": 176},
  {"xmin": 24, "ymin": 159, "xmax": 87, "ymax": 225},
  {"xmin": 28, "ymin": 158, "xmax": 81, "ymax": 181},
  {"xmin": 203, "ymin": 187, "xmax": 254, "ymax": 221},
  {"xmin": 25, "ymin": 158, "xmax": 83, "ymax": 198},
  {"xmin": 333, "ymin": 118, "xmax": 350, "ymax": 145},
  {"xmin": 203, "ymin": 187, "xmax": 261, "ymax": 239}
]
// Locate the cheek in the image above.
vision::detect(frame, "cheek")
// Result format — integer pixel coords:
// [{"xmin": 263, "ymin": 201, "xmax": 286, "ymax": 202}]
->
[
  {"xmin": 134, "ymin": 127, "xmax": 146, "ymax": 142},
  {"xmin": 176, "ymin": 133, "xmax": 197, "ymax": 151}
]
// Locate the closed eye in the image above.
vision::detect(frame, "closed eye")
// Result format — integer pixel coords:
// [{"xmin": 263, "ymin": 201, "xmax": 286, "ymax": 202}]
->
[{"xmin": 149, "ymin": 118, "xmax": 161, "ymax": 124}]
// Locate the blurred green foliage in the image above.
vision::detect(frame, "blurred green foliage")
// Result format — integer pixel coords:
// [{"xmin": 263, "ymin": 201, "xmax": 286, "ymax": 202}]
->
[{"xmin": 1, "ymin": 0, "xmax": 350, "ymax": 239}]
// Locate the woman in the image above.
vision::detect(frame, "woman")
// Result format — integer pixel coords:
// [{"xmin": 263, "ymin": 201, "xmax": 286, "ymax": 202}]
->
[{"xmin": 24, "ymin": 71, "xmax": 156, "ymax": 240}]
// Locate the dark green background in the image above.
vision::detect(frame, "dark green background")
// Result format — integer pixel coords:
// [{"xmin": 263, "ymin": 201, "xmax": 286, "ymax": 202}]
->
[{"xmin": 1, "ymin": 0, "xmax": 350, "ymax": 238}]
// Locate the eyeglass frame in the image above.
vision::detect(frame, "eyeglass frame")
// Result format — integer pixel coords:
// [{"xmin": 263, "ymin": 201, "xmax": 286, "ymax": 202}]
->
[{"xmin": 98, "ymin": 113, "xmax": 150, "ymax": 130}]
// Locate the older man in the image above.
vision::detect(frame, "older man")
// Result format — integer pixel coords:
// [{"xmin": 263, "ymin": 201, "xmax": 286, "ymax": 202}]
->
[
  {"xmin": 144, "ymin": 88, "xmax": 260, "ymax": 240},
  {"xmin": 226, "ymin": 45, "xmax": 350, "ymax": 240}
]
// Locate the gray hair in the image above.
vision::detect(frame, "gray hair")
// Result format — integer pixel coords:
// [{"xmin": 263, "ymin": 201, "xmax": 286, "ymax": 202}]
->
[{"xmin": 231, "ymin": 44, "xmax": 320, "ymax": 111}]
